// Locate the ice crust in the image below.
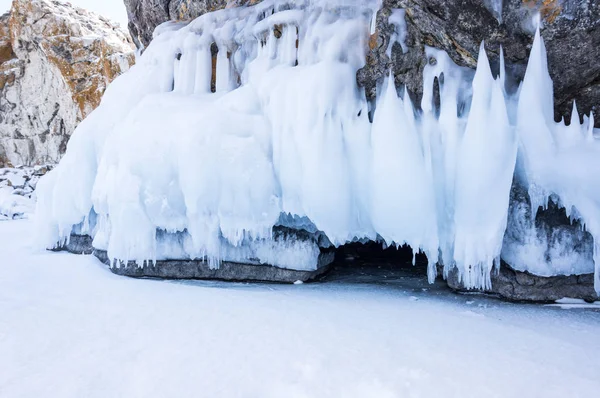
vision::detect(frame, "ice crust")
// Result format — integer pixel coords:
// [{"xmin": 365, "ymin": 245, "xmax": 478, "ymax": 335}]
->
[{"xmin": 35, "ymin": 1, "xmax": 600, "ymax": 292}]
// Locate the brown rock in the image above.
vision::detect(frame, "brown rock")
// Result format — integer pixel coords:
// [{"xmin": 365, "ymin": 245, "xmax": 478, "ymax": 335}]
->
[{"xmin": 0, "ymin": 0, "xmax": 136, "ymax": 166}]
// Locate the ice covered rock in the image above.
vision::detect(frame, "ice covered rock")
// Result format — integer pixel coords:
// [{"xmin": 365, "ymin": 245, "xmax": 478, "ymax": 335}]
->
[
  {"xmin": 0, "ymin": 0, "xmax": 135, "ymax": 167},
  {"xmin": 446, "ymin": 263, "xmax": 598, "ymax": 303},
  {"xmin": 58, "ymin": 227, "xmax": 334, "ymax": 283},
  {"xmin": 36, "ymin": 1, "xmax": 600, "ymax": 298},
  {"xmin": 0, "ymin": 164, "xmax": 51, "ymax": 219},
  {"xmin": 361, "ymin": 0, "xmax": 600, "ymax": 125},
  {"xmin": 126, "ymin": 0, "xmax": 600, "ymax": 126}
]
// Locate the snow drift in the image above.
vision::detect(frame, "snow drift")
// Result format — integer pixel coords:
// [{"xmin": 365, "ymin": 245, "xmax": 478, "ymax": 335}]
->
[{"xmin": 34, "ymin": 0, "xmax": 600, "ymax": 293}]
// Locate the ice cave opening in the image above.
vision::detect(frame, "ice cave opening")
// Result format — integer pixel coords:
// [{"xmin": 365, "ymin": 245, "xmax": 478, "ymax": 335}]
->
[{"xmin": 324, "ymin": 241, "xmax": 432, "ymax": 285}]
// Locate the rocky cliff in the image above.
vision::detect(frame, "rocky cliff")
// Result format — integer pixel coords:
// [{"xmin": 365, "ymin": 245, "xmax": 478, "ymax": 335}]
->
[
  {"xmin": 124, "ymin": 0, "xmax": 599, "ymax": 126},
  {"xmin": 0, "ymin": 0, "xmax": 135, "ymax": 167}
]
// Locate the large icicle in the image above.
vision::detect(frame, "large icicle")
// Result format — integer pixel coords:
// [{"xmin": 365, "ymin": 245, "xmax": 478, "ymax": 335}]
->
[
  {"xmin": 453, "ymin": 43, "xmax": 517, "ymax": 289},
  {"xmin": 370, "ymin": 75, "xmax": 439, "ymax": 279}
]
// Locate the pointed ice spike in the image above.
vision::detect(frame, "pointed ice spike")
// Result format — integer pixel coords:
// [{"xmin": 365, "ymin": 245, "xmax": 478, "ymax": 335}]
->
[
  {"xmin": 570, "ymin": 100, "xmax": 579, "ymax": 126},
  {"xmin": 388, "ymin": 70, "xmax": 395, "ymax": 93},
  {"xmin": 403, "ymin": 86, "xmax": 415, "ymax": 123},
  {"xmin": 587, "ymin": 112, "xmax": 595, "ymax": 142},
  {"xmin": 499, "ymin": 45, "xmax": 506, "ymax": 89},
  {"xmin": 473, "ymin": 41, "xmax": 493, "ymax": 83}
]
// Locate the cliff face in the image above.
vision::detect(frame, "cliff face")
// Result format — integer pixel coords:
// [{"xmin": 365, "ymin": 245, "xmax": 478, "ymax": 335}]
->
[
  {"xmin": 0, "ymin": 0, "xmax": 135, "ymax": 167},
  {"xmin": 124, "ymin": 0, "xmax": 254, "ymax": 49},
  {"xmin": 124, "ymin": 0, "xmax": 600, "ymax": 125}
]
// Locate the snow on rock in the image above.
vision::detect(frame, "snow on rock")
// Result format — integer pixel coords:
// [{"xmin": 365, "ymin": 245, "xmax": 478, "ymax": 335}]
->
[
  {"xmin": 0, "ymin": 0, "xmax": 136, "ymax": 167},
  {"xmin": 0, "ymin": 165, "xmax": 51, "ymax": 220},
  {"xmin": 35, "ymin": 1, "xmax": 600, "ymax": 293}
]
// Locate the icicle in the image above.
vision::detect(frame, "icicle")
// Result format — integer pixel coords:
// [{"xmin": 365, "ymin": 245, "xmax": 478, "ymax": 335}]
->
[
  {"xmin": 595, "ymin": 240, "xmax": 600, "ymax": 294},
  {"xmin": 453, "ymin": 42, "xmax": 516, "ymax": 290},
  {"xmin": 194, "ymin": 47, "xmax": 212, "ymax": 94},
  {"xmin": 586, "ymin": 112, "xmax": 595, "ymax": 142},
  {"xmin": 175, "ymin": 52, "xmax": 197, "ymax": 94},
  {"xmin": 371, "ymin": 73, "xmax": 439, "ymax": 265},
  {"xmin": 216, "ymin": 45, "xmax": 232, "ymax": 92},
  {"xmin": 279, "ymin": 25, "xmax": 297, "ymax": 66},
  {"xmin": 571, "ymin": 100, "xmax": 579, "ymax": 126},
  {"xmin": 499, "ymin": 45, "xmax": 506, "ymax": 92}
]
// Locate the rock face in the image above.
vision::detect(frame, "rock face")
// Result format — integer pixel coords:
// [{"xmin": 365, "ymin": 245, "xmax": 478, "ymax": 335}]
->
[
  {"xmin": 447, "ymin": 263, "xmax": 597, "ymax": 302},
  {"xmin": 124, "ymin": 0, "xmax": 234, "ymax": 49},
  {"xmin": 0, "ymin": 0, "xmax": 135, "ymax": 167},
  {"xmin": 364, "ymin": 0, "xmax": 600, "ymax": 125},
  {"xmin": 59, "ymin": 233, "xmax": 334, "ymax": 283},
  {"xmin": 124, "ymin": 0, "xmax": 599, "ymax": 126}
]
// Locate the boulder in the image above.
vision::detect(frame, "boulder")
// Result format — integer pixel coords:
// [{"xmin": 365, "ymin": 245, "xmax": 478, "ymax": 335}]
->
[
  {"xmin": 447, "ymin": 263, "xmax": 597, "ymax": 302},
  {"xmin": 58, "ymin": 231, "xmax": 334, "ymax": 283}
]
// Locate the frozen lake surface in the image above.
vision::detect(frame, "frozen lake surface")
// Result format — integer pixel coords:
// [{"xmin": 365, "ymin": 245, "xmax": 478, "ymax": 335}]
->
[{"xmin": 1, "ymin": 220, "xmax": 599, "ymax": 397}]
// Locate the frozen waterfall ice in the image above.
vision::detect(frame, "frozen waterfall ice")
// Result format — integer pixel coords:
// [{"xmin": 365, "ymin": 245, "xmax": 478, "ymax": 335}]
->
[{"xmin": 34, "ymin": 0, "xmax": 600, "ymax": 293}]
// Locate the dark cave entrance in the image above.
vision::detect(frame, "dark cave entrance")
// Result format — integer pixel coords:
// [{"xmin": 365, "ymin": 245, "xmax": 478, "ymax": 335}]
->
[{"xmin": 320, "ymin": 241, "xmax": 434, "ymax": 286}]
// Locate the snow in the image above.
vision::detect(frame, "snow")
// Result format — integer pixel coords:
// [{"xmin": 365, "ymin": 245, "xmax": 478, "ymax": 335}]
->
[
  {"xmin": 34, "ymin": 1, "xmax": 600, "ymax": 293},
  {"xmin": 386, "ymin": 9, "xmax": 407, "ymax": 55},
  {"xmin": 552, "ymin": 298, "xmax": 600, "ymax": 309},
  {"xmin": 1, "ymin": 219, "xmax": 600, "ymax": 397},
  {"xmin": 0, "ymin": 167, "xmax": 46, "ymax": 220}
]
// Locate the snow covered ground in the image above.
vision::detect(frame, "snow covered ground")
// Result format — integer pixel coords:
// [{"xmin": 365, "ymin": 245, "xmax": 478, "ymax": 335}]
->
[{"xmin": 1, "ymin": 219, "xmax": 600, "ymax": 397}]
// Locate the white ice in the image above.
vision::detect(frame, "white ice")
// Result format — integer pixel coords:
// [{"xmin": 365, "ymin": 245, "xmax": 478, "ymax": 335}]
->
[{"xmin": 34, "ymin": 0, "xmax": 600, "ymax": 292}]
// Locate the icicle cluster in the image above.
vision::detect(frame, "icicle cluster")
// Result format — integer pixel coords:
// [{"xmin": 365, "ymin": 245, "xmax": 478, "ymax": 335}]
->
[{"xmin": 34, "ymin": 0, "xmax": 600, "ymax": 292}]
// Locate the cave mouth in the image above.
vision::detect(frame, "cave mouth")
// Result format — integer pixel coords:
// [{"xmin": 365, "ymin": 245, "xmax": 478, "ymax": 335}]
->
[{"xmin": 320, "ymin": 241, "xmax": 434, "ymax": 286}]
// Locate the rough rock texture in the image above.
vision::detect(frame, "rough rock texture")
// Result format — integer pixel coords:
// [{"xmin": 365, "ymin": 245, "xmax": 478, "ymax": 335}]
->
[
  {"xmin": 124, "ymin": 0, "xmax": 600, "ymax": 125},
  {"xmin": 58, "ymin": 233, "xmax": 334, "ymax": 283},
  {"xmin": 0, "ymin": 0, "xmax": 135, "ymax": 167},
  {"xmin": 363, "ymin": 0, "xmax": 600, "ymax": 126},
  {"xmin": 124, "ymin": 0, "xmax": 241, "ymax": 49},
  {"xmin": 447, "ymin": 263, "xmax": 597, "ymax": 302}
]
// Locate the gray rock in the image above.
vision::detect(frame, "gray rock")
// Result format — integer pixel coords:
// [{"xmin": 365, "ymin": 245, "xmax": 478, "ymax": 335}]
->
[
  {"xmin": 124, "ymin": 0, "xmax": 236, "ymax": 49},
  {"xmin": 102, "ymin": 251, "xmax": 333, "ymax": 283},
  {"xmin": 360, "ymin": 0, "xmax": 600, "ymax": 125},
  {"xmin": 124, "ymin": 0, "xmax": 172, "ymax": 49},
  {"xmin": 56, "ymin": 233, "xmax": 334, "ymax": 283},
  {"xmin": 57, "ymin": 234, "xmax": 95, "ymax": 255},
  {"xmin": 446, "ymin": 262, "xmax": 598, "ymax": 303}
]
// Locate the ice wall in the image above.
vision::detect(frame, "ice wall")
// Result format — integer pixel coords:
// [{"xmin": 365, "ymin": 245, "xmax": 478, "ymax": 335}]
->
[{"xmin": 35, "ymin": 0, "xmax": 600, "ymax": 293}]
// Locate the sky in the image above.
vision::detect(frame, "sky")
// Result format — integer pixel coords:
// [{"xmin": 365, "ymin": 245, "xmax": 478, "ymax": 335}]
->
[{"xmin": 0, "ymin": 0, "xmax": 129, "ymax": 27}]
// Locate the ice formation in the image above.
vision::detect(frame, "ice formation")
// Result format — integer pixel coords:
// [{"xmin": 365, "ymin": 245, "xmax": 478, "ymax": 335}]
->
[{"xmin": 35, "ymin": 0, "xmax": 600, "ymax": 292}]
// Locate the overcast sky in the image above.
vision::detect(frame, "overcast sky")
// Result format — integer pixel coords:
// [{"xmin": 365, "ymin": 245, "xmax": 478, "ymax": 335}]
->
[{"xmin": 0, "ymin": 0, "xmax": 129, "ymax": 27}]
